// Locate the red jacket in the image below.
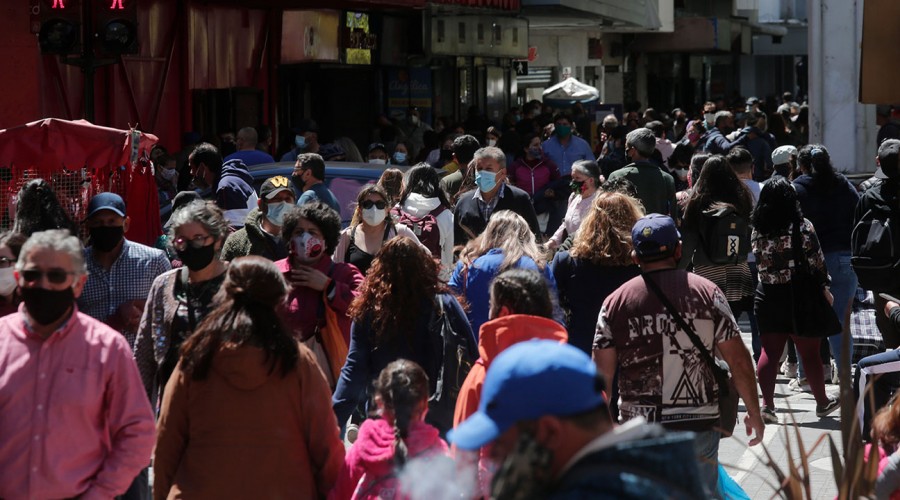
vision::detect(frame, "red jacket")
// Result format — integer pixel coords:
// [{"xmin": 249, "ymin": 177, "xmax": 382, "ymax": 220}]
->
[{"xmin": 507, "ymin": 157, "xmax": 562, "ymax": 196}]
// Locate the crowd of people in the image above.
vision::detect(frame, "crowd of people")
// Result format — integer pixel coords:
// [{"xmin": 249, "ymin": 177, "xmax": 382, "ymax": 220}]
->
[{"xmin": 3, "ymin": 95, "xmax": 900, "ymax": 500}]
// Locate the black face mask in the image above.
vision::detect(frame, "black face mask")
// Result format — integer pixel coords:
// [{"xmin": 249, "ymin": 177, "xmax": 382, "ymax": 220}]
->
[
  {"xmin": 176, "ymin": 243, "xmax": 216, "ymax": 272},
  {"xmin": 22, "ymin": 286, "xmax": 75, "ymax": 325},
  {"xmin": 89, "ymin": 225, "xmax": 124, "ymax": 253}
]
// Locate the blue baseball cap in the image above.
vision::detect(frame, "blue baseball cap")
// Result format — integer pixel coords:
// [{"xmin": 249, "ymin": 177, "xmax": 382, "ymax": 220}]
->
[
  {"xmin": 631, "ymin": 213, "xmax": 680, "ymax": 258},
  {"xmin": 86, "ymin": 192, "xmax": 126, "ymax": 218},
  {"xmin": 448, "ymin": 340, "xmax": 606, "ymax": 451}
]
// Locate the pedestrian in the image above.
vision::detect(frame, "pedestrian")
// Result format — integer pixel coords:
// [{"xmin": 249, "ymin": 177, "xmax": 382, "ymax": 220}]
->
[
  {"xmin": 439, "ymin": 134, "xmax": 480, "ymax": 203},
  {"xmin": 377, "ymin": 167, "xmax": 404, "ymax": 206},
  {"xmin": 700, "ymin": 111, "xmax": 748, "ymax": 155},
  {"xmin": 79, "ymin": 193, "xmax": 172, "ymax": 347},
  {"xmin": 449, "ymin": 340, "xmax": 709, "ymax": 499},
  {"xmin": 11, "ymin": 178, "xmax": 79, "ymax": 236},
  {"xmin": 0, "ymin": 231, "xmax": 26, "ymax": 317},
  {"xmin": 188, "ymin": 143, "xmax": 258, "ymax": 227},
  {"xmin": 281, "ymin": 119, "xmax": 320, "ymax": 161},
  {"xmin": 332, "ymin": 237, "xmax": 474, "ymax": 433},
  {"xmin": 390, "ymin": 142, "xmax": 411, "ymax": 167},
  {"xmin": 540, "ymin": 113, "xmax": 594, "ymax": 177},
  {"xmin": 395, "ymin": 164, "xmax": 455, "ymax": 277},
  {"xmin": 223, "ymin": 126, "xmax": 274, "ymax": 166},
  {"xmin": 506, "ymin": 133, "xmax": 562, "ymax": 218},
  {"xmin": 293, "ymin": 153, "xmax": 341, "ymax": 214},
  {"xmin": 331, "ymin": 360, "xmax": 453, "ymax": 500},
  {"xmin": 546, "ymin": 159, "xmax": 602, "ymax": 251},
  {"xmin": 751, "ymin": 178, "xmax": 840, "ymax": 423},
  {"xmin": 0, "ymin": 229, "xmax": 155, "ymax": 499},
  {"xmin": 366, "ymin": 142, "xmax": 389, "ymax": 164},
  {"xmin": 770, "ymin": 145, "xmax": 798, "ymax": 180},
  {"xmin": 221, "ymin": 175, "xmax": 295, "ymax": 261},
  {"xmin": 550, "ymin": 191, "xmax": 643, "ymax": 355},
  {"xmin": 277, "ymin": 202, "xmax": 364, "ymax": 387},
  {"xmin": 794, "ymin": 144, "xmax": 860, "ymax": 383},
  {"xmin": 153, "ymin": 256, "xmax": 343, "ymax": 499},
  {"xmin": 607, "ymin": 128, "xmax": 678, "ymax": 219},
  {"xmin": 332, "ymin": 184, "xmax": 422, "ymax": 276},
  {"xmin": 450, "ymin": 210, "xmax": 560, "ymax": 337},
  {"xmin": 453, "ymin": 147, "xmax": 540, "ymax": 246},
  {"xmin": 593, "ymin": 213, "xmax": 764, "ymax": 494},
  {"xmin": 134, "ymin": 200, "xmax": 230, "ymax": 408}
]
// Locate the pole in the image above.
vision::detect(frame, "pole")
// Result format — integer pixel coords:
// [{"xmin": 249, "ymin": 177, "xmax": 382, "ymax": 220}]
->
[{"xmin": 82, "ymin": 0, "xmax": 94, "ymax": 122}]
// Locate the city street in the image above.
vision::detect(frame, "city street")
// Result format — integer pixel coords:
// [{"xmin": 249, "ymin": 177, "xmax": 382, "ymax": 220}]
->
[{"xmin": 722, "ymin": 319, "xmax": 842, "ymax": 499}]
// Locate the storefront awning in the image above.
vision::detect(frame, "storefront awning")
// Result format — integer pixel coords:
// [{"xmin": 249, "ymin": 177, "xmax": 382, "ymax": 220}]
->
[{"xmin": 522, "ymin": 0, "xmax": 661, "ymax": 30}]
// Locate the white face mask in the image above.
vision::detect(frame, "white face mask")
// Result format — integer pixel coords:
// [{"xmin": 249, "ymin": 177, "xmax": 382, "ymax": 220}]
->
[
  {"xmin": 0, "ymin": 267, "xmax": 16, "ymax": 296},
  {"xmin": 368, "ymin": 158, "xmax": 386, "ymax": 165},
  {"xmin": 362, "ymin": 207, "xmax": 387, "ymax": 226},
  {"xmin": 488, "ymin": 139, "xmax": 497, "ymax": 147}
]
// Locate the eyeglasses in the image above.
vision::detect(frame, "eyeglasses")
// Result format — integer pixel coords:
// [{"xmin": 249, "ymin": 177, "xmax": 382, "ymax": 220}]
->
[
  {"xmin": 20, "ymin": 268, "xmax": 75, "ymax": 284},
  {"xmin": 173, "ymin": 235, "xmax": 213, "ymax": 252},
  {"xmin": 361, "ymin": 200, "xmax": 387, "ymax": 210},
  {"xmin": 0, "ymin": 257, "xmax": 14, "ymax": 269}
]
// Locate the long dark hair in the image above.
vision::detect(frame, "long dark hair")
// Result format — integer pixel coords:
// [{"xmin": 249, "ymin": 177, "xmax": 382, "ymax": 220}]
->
[
  {"xmin": 347, "ymin": 237, "xmax": 447, "ymax": 344},
  {"xmin": 399, "ymin": 163, "xmax": 450, "ymax": 208},
  {"xmin": 180, "ymin": 256, "xmax": 298, "ymax": 380},
  {"xmin": 797, "ymin": 144, "xmax": 841, "ymax": 192},
  {"xmin": 751, "ymin": 177, "xmax": 802, "ymax": 237},
  {"xmin": 683, "ymin": 155, "xmax": 754, "ymax": 229},
  {"xmin": 12, "ymin": 179, "xmax": 78, "ymax": 237},
  {"xmin": 374, "ymin": 359, "xmax": 430, "ymax": 469}
]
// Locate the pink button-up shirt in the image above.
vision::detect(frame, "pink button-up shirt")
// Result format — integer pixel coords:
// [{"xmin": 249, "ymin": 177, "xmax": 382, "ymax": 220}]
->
[{"xmin": 0, "ymin": 304, "xmax": 156, "ymax": 500}]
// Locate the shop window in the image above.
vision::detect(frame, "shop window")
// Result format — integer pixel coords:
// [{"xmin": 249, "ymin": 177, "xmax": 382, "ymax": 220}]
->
[
  {"xmin": 458, "ymin": 22, "xmax": 466, "ymax": 43},
  {"xmin": 492, "ymin": 24, "xmax": 502, "ymax": 44},
  {"xmin": 477, "ymin": 23, "xmax": 484, "ymax": 44},
  {"xmin": 512, "ymin": 27, "xmax": 519, "ymax": 46},
  {"xmin": 437, "ymin": 19, "xmax": 445, "ymax": 43}
]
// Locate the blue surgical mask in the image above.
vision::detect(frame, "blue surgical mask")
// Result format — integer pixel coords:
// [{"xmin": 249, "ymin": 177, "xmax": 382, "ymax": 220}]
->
[
  {"xmin": 294, "ymin": 135, "xmax": 306, "ymax": 149},
  {"xmin": 265, "ymin": 201, "xmax": 291, "ymax": 226},
  {"xmin": 475, "ymin": 170, "xmax": 498, "ymax": 193},
  {"xmin": 392, "ymin": 152, "xmax": 407, "ymax": 164}
]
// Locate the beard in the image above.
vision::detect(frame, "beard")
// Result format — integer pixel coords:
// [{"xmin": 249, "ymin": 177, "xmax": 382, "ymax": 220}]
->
[{"xmin": 490, "ymin": 431, "xmax": 554, "ymax": 500}]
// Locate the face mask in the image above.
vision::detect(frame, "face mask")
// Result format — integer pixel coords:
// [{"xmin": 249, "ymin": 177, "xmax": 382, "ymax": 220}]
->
[
  {"xmin": 569, "ymin": 180, "xmax": 585, "ymax": 194},
  {"xmin": 89, "ymin": 226, "xmax": 124, "ymax": 253},
  {"xmin": 158, "ymin": 167, "xmax": 178, "ymax": 182},
  {"xmin": 514, "ymin": 114, "xmax": 522, "ymax": 123},
  {"xmin": 704, "ymin": 113, "xmax": 715, "ymax": 126},
  {"xmin": 265, "ymin": 201, "xmax": 291, "ymax": 226},
  {"xmin": 362, "ymin": 207, "xmax": 387, "ymax": 226},
  {"xmin": 688, "ymin": 132, "xmax": 701, "ymax": 143},
  {"xmin": 475, "ymin": 170, "xmax": 498, "ymax": 193},
  {"xmin": 440, "ymin": 149, "xmax": 453, "ymax": 163},
  {"xmin": 294, "ymin": 135, "xmax": 306, "ymax": 150},
  {"xmin": 675, "ymin": 168, "xmax": 689, "ymax": 181},
  {"xmin": 292, "ymin": 232, "xmax": 325, "ymax": 262},
  {"xmin": 176, "ymin": 243, "xmax": 216, "ymax": 272},
  {"xmin": 21, "ymin": 286, "xmax": 74, "ymax": 325},
  {"xmin": 392, "ymin": 152, "xmax": 407, "ymax": 164},
  {"xmin": 555, "ymin": 125, "xmax": 572, "ymax": 138},
  {"xmin": 368, "ymin": 158, "xmax": 386, "ymax": 165},
  {"xmin": 528, "ymin": 147, "xmax": 543, "ymax": 159},
  {"xmin": 410, "ymin": 115, "xmax": 420, "ymax": 125},
  {"xmin": 0, "ymin": 268, "xmax": 16, "ymax": 296},
  {"xmin": 488, "ymin": 139, "xmax": 497, "ymax": 147}
]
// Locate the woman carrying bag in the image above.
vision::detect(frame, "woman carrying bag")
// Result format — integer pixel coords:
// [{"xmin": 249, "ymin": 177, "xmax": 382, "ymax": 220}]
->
[{"xmin": 751, "ymin": 178, "xmax": 840, "ymax": 424}]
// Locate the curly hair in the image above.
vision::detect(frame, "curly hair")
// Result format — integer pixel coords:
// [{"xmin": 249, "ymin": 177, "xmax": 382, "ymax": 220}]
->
[
  {"xmin": 373, "ymin": 359, "xmax": 430, "ymax": 469},
  {"xmin": 347, "ymin": 237, "xmax": 447, "ymax": 344},
  {"xmin": 683, "ymin": 155, "xmax": 754, "ymax": 230},
  {"xmin": 282, "ymin": 202, "xmax": 341, "ymax": 254},
  {"xmin": 570, "ymin": 192, "xmax": 645, "ymax": 266},
  {"xmin": 179, "ymin": 256, "xmax": 298, "ymax": 380},
  {"xmin": 12, "ymin": 179, "xmax": 78, "ymax": 237}
]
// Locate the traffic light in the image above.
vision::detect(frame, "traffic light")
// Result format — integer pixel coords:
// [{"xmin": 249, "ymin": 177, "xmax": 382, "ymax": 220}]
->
[
  {"xmin": 93, "ymin": 0, "xmax": 138, "ymax": 55},
  {"xmin": 37, "ymin": 0, "xmax": 82, "ymax": 54}
]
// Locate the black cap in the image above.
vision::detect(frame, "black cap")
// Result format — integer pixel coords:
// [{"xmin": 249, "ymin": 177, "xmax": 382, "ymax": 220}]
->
[{"xmin": 293, "ymin": 118, "xmax": 319, "ymax": 135}]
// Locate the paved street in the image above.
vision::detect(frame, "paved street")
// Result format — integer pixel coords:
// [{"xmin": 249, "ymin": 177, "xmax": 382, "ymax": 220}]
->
[{"xmin": 720, "ymin": 318, "xmax": 842, "ymax": 499}]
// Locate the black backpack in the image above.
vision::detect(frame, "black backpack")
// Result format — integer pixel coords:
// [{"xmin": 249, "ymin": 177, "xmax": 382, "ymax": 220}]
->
[
  {"xmin": 851, "ymin": 206, "xmax": 900, "ymax": 292},
  {"xmin": 699, "ymin": 204, "xmax": 751, "ymax": 265},
  {"xmin": 424, "ymin": 297, "xmax": 475, "ymax": 436}
]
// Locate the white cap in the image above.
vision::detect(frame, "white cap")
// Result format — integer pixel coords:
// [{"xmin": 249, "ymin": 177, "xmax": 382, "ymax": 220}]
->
[{"xmin": 772, "ymin": 145, "xmax": 798, "ymax": 165}]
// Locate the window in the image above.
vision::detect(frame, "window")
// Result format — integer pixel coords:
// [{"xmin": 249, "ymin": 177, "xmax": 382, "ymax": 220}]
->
[
  {"xmin": 512, "ymin": 27, "xmax": 519, "ymax": 46},
  {"xmin": 492, "ymin": 24, "xmax": 502, "ymax": 43},
  {"xmin": 477, "ymin": 23, "xmax": 484, "ymax": 44},
  {"xmin": 437, "ymin": 19, "xmax": 445, "ymax": 43},
  {"xmin": 458, "ymin": 22, "xmax": 466, "ymax": 43}
]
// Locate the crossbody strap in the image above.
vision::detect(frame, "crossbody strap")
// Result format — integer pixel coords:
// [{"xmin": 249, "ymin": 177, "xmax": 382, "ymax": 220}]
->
[
  {"xmin": 641, "ymin": 273, "xmax": 721, "ymax": 377},
  {"xmin": 179, "ymin": 266, "xmax": 198, "ymax": 331}
]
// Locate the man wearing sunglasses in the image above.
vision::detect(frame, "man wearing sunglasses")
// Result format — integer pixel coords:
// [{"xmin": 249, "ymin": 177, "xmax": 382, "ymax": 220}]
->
[
  {"xmin": 0, "ymin": 229, "xmax": 155, "ymax": 499},
  {"xmin": 78, "ymin": 193, "xmax": 171, "ymax": 348}
]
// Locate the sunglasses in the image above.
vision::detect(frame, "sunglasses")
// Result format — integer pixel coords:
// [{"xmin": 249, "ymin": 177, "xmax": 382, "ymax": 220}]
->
[
  {"xmin": 361, "ymin": 200, "xmax": 387, "ymax": 210},
  {"xmin": 173, "ymin": 235, "xmax": 213, "ymax": 252},
  {"xmin": 20, "ymin": 268, "xmax": 75, "ymax": 284}
]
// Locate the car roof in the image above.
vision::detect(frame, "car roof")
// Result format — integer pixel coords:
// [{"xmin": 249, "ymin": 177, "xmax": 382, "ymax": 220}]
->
[{"xmin": 247, "ymin": 161, "xmax": 409, "ymax": 180}]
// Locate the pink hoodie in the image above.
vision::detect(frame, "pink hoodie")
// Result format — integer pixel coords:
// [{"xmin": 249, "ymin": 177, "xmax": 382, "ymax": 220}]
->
[{"xmin": 330, "ymin": 418, "xmax": 450, "ymax": 500}]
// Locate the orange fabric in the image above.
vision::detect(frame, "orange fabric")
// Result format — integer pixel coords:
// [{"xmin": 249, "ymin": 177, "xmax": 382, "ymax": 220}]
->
[{"xmin": 321, "ymin": 294, "xmax": 350, "ymax": 383}]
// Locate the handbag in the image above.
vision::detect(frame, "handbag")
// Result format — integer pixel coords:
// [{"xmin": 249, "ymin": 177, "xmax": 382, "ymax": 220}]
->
[
  {"xmin": 789, "ymin": 222, "xmax": 843, "ymax": 338},
  {"xmin": 642, "ymin": 274, "xmax": 739, "ymax": 438}
]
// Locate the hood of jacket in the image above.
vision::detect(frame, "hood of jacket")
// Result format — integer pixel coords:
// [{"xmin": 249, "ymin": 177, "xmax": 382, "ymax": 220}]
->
[
  {"xmin": 478, "ymin": 314, "xmax": 568, "ymax": 369},
  {"xmin": 220, "ymin": 158, "xmax": 255, "ymax": 185},
  {"xmin": 211, "ymin": 344, "xmax": 277, "ymax": 391},
  {"xmin": 401, "ymin": 193, "xmax": 442, "ymax": 217},
  {"xmin": 352, "ymin": 418, "xmax": 445, "ymax": 468}
]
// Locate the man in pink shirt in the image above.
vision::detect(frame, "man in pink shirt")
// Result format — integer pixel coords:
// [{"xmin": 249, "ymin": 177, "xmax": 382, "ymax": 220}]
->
[{"xmin": 0, "ymin": 229, "xmax": 155, "ymax": 499}]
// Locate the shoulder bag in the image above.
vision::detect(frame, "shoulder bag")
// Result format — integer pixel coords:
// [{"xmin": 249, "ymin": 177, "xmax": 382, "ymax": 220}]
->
[
  {"xmin": 789, "ymin": 222, "xmax": 842, "ymax": 338},
  {"xmin": 642, "ymin": 274, "xmax": 738, "ymax": 438}
]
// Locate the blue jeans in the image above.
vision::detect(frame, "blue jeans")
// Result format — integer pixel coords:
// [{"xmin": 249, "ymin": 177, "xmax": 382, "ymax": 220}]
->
[{"xmin": 694, "ymin": 429, "xmax": 721, "ymax": 499}]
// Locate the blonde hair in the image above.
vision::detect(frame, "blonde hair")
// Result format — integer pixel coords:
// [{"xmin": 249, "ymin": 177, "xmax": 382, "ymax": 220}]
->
[
  {"xmin": 569, "ymin": 192, "xmax": 645, "ymax": 266},
  {"xmin": 463, "ymin": 210, "xmax": 545, "ymax": 273}
]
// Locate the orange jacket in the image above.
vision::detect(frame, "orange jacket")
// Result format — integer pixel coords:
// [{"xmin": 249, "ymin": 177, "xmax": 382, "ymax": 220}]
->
[{"xmin": 453, "ymin": 314, "xmax": 568, "ymax": 427}]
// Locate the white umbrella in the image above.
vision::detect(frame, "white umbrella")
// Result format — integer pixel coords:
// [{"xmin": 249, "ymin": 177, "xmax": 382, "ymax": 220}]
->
[{"xmin": 542, "ymin": 78, "xmax": 600, "ymax": 104}]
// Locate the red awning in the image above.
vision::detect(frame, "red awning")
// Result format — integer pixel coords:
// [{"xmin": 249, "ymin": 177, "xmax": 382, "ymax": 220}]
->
[{"xmin": 430, "ymin": 0, "xmax": 520, "ymax": 11}]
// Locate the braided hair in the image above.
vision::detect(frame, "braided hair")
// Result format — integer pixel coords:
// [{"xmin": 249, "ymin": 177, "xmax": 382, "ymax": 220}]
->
[
  {"xmin": 373, "ymin": 359, "xmax": 430, "ymax": 468},
  {"xmin": 489, "ymin": 268, "xmax": 554, "ymax": 319}
]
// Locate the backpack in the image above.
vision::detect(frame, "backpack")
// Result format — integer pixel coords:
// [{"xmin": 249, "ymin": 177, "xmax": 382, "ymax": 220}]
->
[
  {"xmin": 424, "ymin": 297, "xmax": 475, "ymax": 436},
  {"xmin": 851, "ymin": 206, "xmax": 900, "ymax": 292},
  {"xmin": 393, "ymin": 206, "xmax": 446, "ymax": 257},
  {"xmin": 699, "ymin": 204, "xmax": 750, "ymax": 265}
]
